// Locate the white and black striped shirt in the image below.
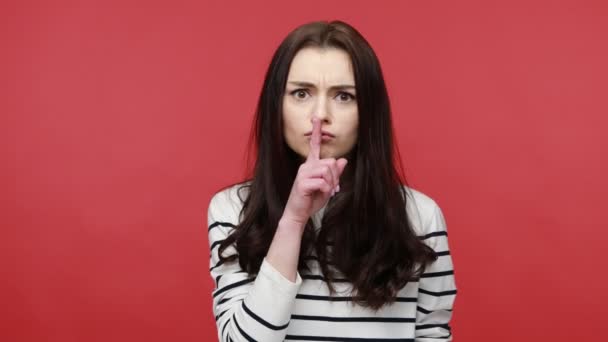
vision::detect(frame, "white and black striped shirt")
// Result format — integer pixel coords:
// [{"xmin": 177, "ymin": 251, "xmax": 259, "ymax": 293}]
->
[{"xmin": 207, "ymin": 183, "xmax": 456, "ymax": 341}]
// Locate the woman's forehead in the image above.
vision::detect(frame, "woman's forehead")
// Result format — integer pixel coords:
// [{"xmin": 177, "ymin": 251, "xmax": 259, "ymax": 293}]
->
[{"xmin": 287, "ymin": 47, "xmax": 355, "ymax": 86}]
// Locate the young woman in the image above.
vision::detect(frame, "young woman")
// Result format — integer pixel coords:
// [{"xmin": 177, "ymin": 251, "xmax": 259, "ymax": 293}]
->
[{"xmin": 207, "ymin": 20, "xmax": 456, "ymax": 341}]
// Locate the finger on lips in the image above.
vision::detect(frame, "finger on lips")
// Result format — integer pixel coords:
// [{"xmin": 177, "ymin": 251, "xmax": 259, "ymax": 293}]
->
[
  {"xmin": 307, "ymin": 118, "xmax": 321, "ymax": 161},
  {"xmin": 306, "ymin": 118, "xmax": 345, "ymax": 196}
]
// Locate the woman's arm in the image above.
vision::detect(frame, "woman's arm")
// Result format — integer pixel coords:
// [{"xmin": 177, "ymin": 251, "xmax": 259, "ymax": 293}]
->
[
  {"xmin": 208, "ymin": 191, "xmax": 303, "ymax": 342},
  {"xmin": 266, "ymin": 117, "xmax": 347, "ymax": 282}
]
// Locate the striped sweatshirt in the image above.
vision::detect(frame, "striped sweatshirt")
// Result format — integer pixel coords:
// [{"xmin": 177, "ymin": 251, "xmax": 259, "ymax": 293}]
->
[{"xmin": 207, "ymin": 183, "xmax": 457, "ymax": 341}]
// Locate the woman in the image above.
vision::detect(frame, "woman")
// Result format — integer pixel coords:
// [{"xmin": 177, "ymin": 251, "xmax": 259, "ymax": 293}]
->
[{"xmin": 207, "ymin": 20, "xmax": 456, "ymax": 341}]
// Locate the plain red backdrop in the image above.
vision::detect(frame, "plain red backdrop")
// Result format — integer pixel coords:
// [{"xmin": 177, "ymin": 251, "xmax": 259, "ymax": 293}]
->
[{"xmin": 2, "ymin": 0, "xmax": 607, "ymax": 341}]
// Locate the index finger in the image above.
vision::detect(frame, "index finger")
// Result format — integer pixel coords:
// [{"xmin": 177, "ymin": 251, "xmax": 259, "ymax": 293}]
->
[{"xmin": 307, "ymin": 117, "xmax": 321, "ymax": 161}]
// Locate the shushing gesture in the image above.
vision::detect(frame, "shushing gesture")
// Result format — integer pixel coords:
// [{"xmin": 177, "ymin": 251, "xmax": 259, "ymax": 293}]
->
[{"xmin": 282, "ymin": 118, "xmax": 348, "ymax": 228}]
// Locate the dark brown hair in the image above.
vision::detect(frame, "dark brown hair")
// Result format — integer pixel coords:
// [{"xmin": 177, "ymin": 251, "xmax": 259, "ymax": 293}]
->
[{"xmin": 217, "ymin": 20, "xmax": 437, "ymax": 310}]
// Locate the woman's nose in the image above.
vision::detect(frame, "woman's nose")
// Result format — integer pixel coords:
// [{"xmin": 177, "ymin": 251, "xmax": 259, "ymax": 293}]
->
[{"xmin": 311, "ymin": 98, "xmax": 330, "ymax": 123}]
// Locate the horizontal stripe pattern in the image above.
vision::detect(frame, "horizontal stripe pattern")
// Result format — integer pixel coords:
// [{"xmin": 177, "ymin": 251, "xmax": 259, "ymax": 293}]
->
[
  {"xmin": 243, "ymin": 302, "xmax": 290, "ymax": 330},
  {"xmin": 418, "ymin": 231, "xmax": 448, "ymax": 240},
  {"xmin": 208, "ymin": 221, "xmax": 236, "ymax": 232},
  {"xmin": 291, "ymin": 314, "xmax": 416, "ymax": 323},
  {"xmin": 296, "ymin": 294, "xmax": 418, "ymax": 303}
]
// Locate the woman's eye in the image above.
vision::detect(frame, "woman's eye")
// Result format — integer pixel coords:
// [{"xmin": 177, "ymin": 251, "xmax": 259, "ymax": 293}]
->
[
  {"xmin": 291, "ymin": 89, "xmax": 309, "ymax": 100},
  {"xmin": 337, "ymin": 92, "xmax": 355, "ymax": 102},
  {"xmin": 290, "ymin": 89, "xmax": 355, "ymax": 102}
]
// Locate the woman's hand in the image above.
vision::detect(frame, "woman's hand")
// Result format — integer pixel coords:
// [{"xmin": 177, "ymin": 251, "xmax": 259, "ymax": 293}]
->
[{"xmin": 282, "ymin": 118, "xmax": 348, "ymax": 228}]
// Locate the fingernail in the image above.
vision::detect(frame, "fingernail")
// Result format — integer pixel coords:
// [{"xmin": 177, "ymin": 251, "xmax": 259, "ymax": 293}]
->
[
  {"xmin": 331, "ymin": 189, "xmax": 335, "ymax": 197},
  {"xmin": 336, "ymin": 184, "xmax": 340, "ymax": 192}
]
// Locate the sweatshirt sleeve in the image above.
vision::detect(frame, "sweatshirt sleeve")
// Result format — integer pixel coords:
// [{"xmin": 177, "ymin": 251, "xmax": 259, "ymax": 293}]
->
[
  {"xmin": 207, "ymin": 189, "xmax": 303, "ymax": 342},
  {"xmin": 415, "ymin": 202, "xmax": 457, "ymax": 341}
]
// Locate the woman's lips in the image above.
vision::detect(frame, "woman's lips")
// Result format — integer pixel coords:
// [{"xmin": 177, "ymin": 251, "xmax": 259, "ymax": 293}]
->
[
  {"xmin": 320, "ymin": 134, "xmax": 334, "ymax": 142},
  {"xmin": 305, "ymin": 131, "xmax": 335, "ymax": 137},
  {"xmin": 305, "ymin": 133, "xmax": 335, "ymax": 142}
]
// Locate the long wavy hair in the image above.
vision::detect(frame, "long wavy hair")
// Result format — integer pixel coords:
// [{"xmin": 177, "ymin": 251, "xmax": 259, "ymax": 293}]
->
[{"xmin": 217, "ymin": 20, "xmax": 437, "ymax": 310}]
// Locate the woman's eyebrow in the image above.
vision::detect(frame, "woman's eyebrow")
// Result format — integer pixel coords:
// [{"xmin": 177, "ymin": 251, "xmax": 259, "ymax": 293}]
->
[{"xmin": 287, "ymin": 81, "xmax": 356, "ymax": 91}]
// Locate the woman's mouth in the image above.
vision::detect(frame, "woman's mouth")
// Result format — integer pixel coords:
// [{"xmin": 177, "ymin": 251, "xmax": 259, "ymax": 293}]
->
[
  {"xmin": 320, "ymin": 134, "xmax": 334, "ymax": 142},
  {"xmin": 306, "ymin": 133, "xmax": 335, "ymax": 142}
]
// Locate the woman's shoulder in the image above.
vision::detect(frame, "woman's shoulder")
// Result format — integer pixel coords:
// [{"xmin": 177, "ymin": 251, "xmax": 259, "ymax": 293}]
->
[
  {"xmin": 210, "ymin": 181, "xmax": 252, "ymax": 205},
  {"xmin": 207, "ymin": 180, "xmax": 251, "ymax": 221},
  {"xmin": 401, "ymin": 184, "xmax": 444, "ymax": 236}
]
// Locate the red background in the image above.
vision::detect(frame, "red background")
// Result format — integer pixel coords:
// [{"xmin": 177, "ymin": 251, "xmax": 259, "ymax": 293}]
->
[{"xmin": 2, "ymin": 0, "xmax": 607, "ymax": 341}]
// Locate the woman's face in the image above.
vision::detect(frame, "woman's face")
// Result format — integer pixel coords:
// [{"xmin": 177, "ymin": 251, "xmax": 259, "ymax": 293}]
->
[{"xmin": 282, "ymin": 47, "xmax": 358, "ymax": 160}]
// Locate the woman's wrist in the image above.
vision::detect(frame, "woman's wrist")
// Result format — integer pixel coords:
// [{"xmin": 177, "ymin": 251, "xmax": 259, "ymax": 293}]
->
[
  {"xmin": 278, "ymin": 214, "xmax": 307, "ymax": 234},
  {"xmin": 266, "ymin": 215, "xmax": 306, "ymax": 283}
]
